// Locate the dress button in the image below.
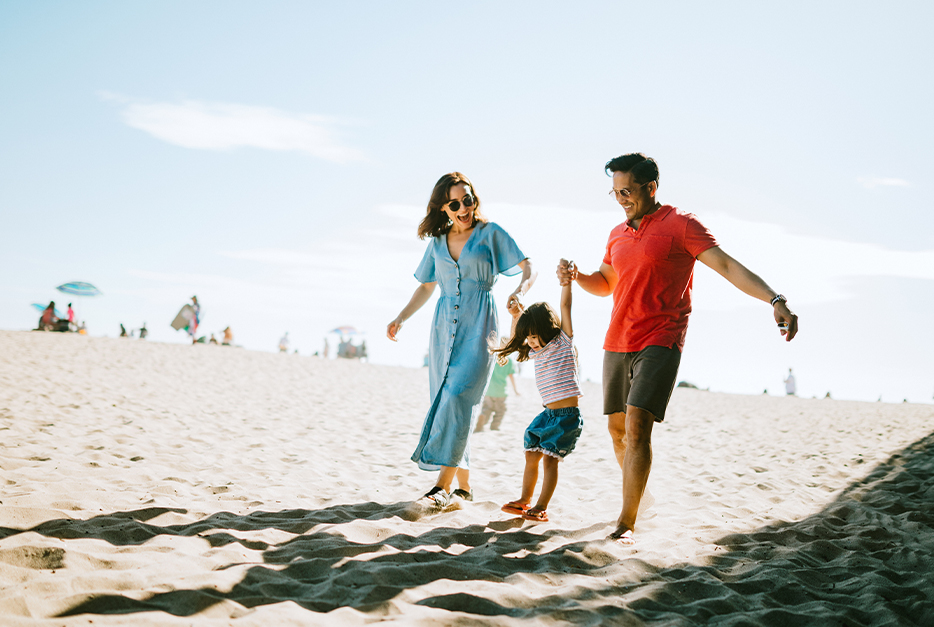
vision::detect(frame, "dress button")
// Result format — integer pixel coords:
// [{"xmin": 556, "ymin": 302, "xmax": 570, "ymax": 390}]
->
[
  {"xmin": 453, "ymin": 319, "xmax": 457, "ymax": 324},
  {"xmin": 456, "ymin": 292, "xmax": 460, "ymax": 296},
  {"xmin": 454, "ymin": 305, "xmax": 458, "ymax": 309},
  {"xmin": 451, "ymin": 333, "xmax": 455, "ymax": 338}
]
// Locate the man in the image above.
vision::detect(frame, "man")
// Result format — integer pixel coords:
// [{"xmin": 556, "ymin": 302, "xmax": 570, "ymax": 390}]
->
[
  {"xmin": 557, "ymin": 153, "xmax": 798, "ymax": 545},
  {"xmin": 784, "ymin": 368, "xmax": 796, "ymax": 395}
]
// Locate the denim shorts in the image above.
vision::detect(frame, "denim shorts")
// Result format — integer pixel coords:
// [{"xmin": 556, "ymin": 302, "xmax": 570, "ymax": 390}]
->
[{"xmin": 523, "ymin": 407, "xmax": 583, "ymax": 459}]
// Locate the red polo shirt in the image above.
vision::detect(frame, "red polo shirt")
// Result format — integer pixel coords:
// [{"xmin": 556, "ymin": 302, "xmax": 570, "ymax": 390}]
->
[{"xmin": 602, "ymin": 205, "xmax": 718, "ymax": 353}]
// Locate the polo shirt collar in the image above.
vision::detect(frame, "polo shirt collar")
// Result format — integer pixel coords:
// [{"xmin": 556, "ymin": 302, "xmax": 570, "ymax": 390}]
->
[{"xmin": 625, "ymin": 204, "xmax": 675, "ymax": 231}]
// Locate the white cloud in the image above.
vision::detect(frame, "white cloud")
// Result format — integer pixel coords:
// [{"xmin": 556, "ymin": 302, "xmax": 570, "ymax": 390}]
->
[
  {"xmin": 858, "ymin": 177, "xmax": 910, "ymax": 189},
  {"xmin": 101, "ymin": 93, "xmax": 364, "ymax": 163}
]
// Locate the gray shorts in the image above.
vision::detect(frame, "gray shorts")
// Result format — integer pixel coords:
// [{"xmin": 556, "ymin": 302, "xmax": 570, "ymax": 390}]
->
[{"xmin": 603, "ymin": 345, "xmax": 682, "ymax": 422}]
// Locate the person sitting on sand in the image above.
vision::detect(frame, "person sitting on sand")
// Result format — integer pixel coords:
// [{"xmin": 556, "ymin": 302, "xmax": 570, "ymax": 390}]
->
[
  {"xmin": 493, "ymin": 264, "xmax": 582, "ymax": 523},
  {"xmin": 38, "ymin": 301, "xmax": 58, "ymax": 331},
  {"xmin": 557, "ymin": 152, "xmax": 799, "ymax": 546}
]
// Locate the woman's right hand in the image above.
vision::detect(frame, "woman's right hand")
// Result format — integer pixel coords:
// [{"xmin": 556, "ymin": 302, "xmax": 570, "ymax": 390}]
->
[{"xmin": 386, "ymin": 316, "xmax": 404, "ymax": 342}]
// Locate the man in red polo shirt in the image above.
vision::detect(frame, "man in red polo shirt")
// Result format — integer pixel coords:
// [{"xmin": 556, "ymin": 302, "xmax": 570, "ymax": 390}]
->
[{"xmin": 557, "ymin": 153, "xmax": 798, "ymax": 545}]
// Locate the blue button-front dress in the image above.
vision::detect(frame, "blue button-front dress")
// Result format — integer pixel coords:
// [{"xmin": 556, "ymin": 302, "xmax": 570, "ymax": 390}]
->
[{"xmin": 412, "ymin": 221, "xmax": 526, "ymax": 470}]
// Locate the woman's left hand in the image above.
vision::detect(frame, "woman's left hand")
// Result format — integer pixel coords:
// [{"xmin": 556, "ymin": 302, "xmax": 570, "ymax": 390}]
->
[{"xmin": 506, "ymin": 294, "xmax": 524, "ymax": 317}]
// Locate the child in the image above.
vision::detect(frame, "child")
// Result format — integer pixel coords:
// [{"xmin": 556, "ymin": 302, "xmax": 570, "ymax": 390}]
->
[
  {"xmin": 474, "ymin": 356, "xmax": 520, "ymax": 432},
  {"xmin": 492, "ymin": 260, "xmax": 582, "ymax": 522}
]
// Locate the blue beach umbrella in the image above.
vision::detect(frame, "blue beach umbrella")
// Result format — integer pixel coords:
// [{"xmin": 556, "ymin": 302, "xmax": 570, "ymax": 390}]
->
[{"xmin": 56, "ymin": 282, "xmax": 103, "ymax": 297}]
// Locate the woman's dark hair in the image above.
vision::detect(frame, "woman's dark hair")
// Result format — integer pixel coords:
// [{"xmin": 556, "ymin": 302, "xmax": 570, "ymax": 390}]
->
[
  {"xmin": 491, "ymin": 302, "xmax": 561, "ymax": 364},
  {"xmin": 605, "ymin": 153, "xmax": 660, "ymax": 188},
  {"xmin": 417, "ymin": 172, "xmax": 488, "ymax": 240}
]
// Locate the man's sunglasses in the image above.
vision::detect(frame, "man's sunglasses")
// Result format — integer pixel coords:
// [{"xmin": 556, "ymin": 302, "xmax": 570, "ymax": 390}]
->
[
  {"xmin": 445, "ymin": 195, "xmax": 476, "ymax": 212},
  {"xmin": 609, "ymin": 182, "xmax": 648, "ymax": 199}
]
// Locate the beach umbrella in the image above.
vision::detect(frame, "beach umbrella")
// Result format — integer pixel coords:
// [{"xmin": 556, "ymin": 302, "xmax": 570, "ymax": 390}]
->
[
  {"xmin": 55, "ymin": 281, "xmax": 102, "ymax": 327},
  {"xmin": 55, "ymin": 282, "xmax": 103, "ymax": 297},
  {"xmin": 330, "ymin": 325, "xmax": 359, "ymax": 335},
  {"xmin": 32, "ymin": 303, "xmax": 63, "ymax": 318}
]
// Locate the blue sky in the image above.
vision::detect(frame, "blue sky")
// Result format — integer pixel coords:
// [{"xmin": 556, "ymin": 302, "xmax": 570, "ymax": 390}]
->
[{"xmin": 1, "ymin": 1, "xmax": 932, "ymax": 402}]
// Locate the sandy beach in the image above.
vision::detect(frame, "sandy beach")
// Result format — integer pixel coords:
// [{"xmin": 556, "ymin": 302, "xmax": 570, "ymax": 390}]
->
[{"xmin": 1, "ymin": 329, "xmax": 932, "ymax": 626}]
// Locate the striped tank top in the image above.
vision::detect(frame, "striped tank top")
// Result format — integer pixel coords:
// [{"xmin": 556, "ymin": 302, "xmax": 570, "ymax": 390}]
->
[{"xmin": 529, "ymin": 330, "xmax": 582, "ymax": 405}]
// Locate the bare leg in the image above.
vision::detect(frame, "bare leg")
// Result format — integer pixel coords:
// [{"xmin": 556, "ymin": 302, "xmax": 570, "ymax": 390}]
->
[
  {"xmin": 519, "ymin": 451, "xmax": 543, "ymax": 504},
  {"xmin": 534, "ymin": 455, "xmax": 560, "ymax": 511},
  {"xmin": 435, "ymin": 466, "xmax": 457, "ymax": 492},
  {"xmin": 608, "ymin": 406, "xmax": 655, "ymax": 540},
  {"xmin": 474, "ymin": 412, "xmax": 489, "ymax": 432},
  {"xmin": 455, "ymin": 467, "xmax": 470, "ymax": 493}
]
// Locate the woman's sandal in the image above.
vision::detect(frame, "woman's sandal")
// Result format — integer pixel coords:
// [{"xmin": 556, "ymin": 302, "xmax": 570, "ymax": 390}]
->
[
  {"xmin": 452, "ymin": 488, "xmax": 473, "ymax": 502},
  {"xmin": 501, "ymin": 500, "xmax": 529, "ymax": 516},
  {"xmin": 421, "ymin": 486, "xmax": 451, "ymax": 508},
  {"xmin": 522, "ymin": 507, "xmax": 548, "ymax": 522}
]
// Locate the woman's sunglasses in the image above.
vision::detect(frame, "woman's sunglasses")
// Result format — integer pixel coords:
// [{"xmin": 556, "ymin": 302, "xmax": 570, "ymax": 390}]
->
[{"xmin": 445, "ymin": 195, "xmax": 476, "ymax": 212}]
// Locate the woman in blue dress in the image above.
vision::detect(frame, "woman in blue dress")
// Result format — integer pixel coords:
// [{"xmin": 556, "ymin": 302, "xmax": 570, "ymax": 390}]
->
[{"xmin": 387, "ymin": 172, "xmax": 534, "ymax": 507}]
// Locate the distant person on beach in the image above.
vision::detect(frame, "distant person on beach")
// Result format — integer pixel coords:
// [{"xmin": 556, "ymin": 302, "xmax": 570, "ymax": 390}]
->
[
  {"xmin": 323, "ymin": 338, "xmax": 329, "ymax": 358},
  {"xmin": 557, "ymin": 153, "xmax": 798, "ymax": 546},
  {"xmin": 186, "ymin": 296, "xmax": 201, "ymax": 344},
  {"xmin": 222, "ymin": 326, "xmax": 233, "ymax": 346},
  {"xmin": 38, "ymin": 302, "xmax": 58, "ymax": 331},
  {"xmin": 784, "ymin": 368, "xmax": 796, "ymax": 395},
  {"xmin": 66, "ymin": 303, "xmax": 75, "ymax": 325},
  {"xmin": 387, "ymin": 172, "xmax": 534, "ymax": 508},
  {"xmin": 474, "ymin": 356, "xmax": 520, "ymax": 432},
  {"xmin": 493, "ymin": 268, "xmax": 582, "ymax": 523},
  {"xmin": 119, "ymin": 323, "xmax": 128, "ymax": 337},
  {"xmin": 139, "ymin": 323, "xmax": 148, "ymax": 340},
  {"xmin": 209, "ymin": 333, "xmax": 218, "ymax": 345},
  {"xmin": 279, "ymin": 332, "xmax": 290, "ymax": 353}
]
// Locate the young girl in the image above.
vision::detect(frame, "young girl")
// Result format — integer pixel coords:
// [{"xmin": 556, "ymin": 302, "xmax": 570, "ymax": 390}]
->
[{"xmin": 492, "ymin": 260, "xmax": 582, "ymax": 522}]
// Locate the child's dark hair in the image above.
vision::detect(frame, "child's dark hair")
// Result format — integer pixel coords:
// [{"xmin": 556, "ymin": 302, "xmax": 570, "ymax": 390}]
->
[{"xmin": 492, "ymin": 302, "xmax": 561, "ymax": 364}]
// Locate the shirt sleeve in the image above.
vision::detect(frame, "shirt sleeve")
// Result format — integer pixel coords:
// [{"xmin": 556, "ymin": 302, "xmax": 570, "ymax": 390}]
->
[
  {"xmin": 504, "ymin": 359, "xmax": 515, "ymax": 376},
  {"xmin": 683, "ymin": 213, "xmax": 718, "ymax": 258},
  {"xmin": 414, "ymin": 241, "xmax": 437, "ymax": 283},
  {"xmin": 488, "ymin": 223, "xmax": 527, "ymax": 277}
]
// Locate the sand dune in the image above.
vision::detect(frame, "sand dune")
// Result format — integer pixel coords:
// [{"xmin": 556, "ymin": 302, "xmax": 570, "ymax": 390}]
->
[{"xmin": 1, "ymin": 329, "xmax": 932, "ymax": 625}]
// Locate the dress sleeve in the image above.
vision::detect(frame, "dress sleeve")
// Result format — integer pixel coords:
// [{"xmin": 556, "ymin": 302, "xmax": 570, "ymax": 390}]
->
[
  {"xmin": 488, "ymin": 223, "xmax": 527, "ymax": 277},
  {"xmin": 414, "ymin": 241, "xmax": 437, "ymax": 283}
]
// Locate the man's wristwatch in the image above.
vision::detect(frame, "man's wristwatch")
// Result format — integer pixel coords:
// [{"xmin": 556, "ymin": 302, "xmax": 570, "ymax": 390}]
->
[{"xmin": 770, "ymin": 294, "xmax": 787, "ymax": 306}]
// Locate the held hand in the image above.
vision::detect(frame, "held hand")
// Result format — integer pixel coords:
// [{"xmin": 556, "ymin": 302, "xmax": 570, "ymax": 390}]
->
[
  {"xmin": 774, "ymin": 302, "xmax": 798, "ymax": 342},
  {"xmin": 386, "ymin": 316, "xmax": 404, "ymax": 342},
  {"xmin": 506, "ymin": 295, "xmax": 525, "ymax": 318},
  {"xmin": 556, "ymin": 259, "xmax": 578, "ymax": 286}
]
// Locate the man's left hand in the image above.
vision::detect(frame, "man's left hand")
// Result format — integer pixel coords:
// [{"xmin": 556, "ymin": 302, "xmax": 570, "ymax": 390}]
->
[{"xmin": 774, "ymin": 302, "xmax": 798, "ymax": 341}]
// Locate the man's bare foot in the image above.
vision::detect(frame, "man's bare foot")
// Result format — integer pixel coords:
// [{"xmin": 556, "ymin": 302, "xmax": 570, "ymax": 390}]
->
[{"xmin": 607, "ymin": 525, "xmax": 635, "ymax": 545}]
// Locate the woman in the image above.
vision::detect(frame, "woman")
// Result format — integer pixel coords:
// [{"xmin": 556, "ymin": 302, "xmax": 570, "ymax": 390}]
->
[{"xmin": 387, "ymin": 172, "xmax": 534, "ymax": 507}]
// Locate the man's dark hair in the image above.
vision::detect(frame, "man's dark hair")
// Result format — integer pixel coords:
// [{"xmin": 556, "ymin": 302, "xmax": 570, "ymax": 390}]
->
[{"xmin": 605, "ymin": 153, "xmax": 659, "ymax": 188}]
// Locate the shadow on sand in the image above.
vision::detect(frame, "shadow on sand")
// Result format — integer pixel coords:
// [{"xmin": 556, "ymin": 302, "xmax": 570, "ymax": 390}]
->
[{"xmin": 4, "ymin": 433, "xmax": 934, "ymax": 625}]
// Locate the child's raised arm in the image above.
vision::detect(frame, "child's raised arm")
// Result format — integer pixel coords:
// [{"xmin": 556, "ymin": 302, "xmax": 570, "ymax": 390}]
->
[{"xmin": 559, "ymin": 259, "xmax": 574, "ymax": 338}]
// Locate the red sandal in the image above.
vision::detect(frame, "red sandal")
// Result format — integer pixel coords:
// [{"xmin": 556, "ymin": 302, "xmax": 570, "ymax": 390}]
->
[
  {"xmin": 522, "ymin": 507, "xmax": 548, "ymax": 522},
  {"xmin": 501, "ymin": 500, "xmax": 529, "ymax": 516}
]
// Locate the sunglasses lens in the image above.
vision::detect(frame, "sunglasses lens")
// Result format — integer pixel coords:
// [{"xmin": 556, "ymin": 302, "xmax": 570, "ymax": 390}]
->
[
  {"xmin": 463, "ymin": 195, "xmax": 475, "ymax": 208},
  {"xmin": 448, "ymin": 200, "xmax": 461, "ymax": 212}
]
